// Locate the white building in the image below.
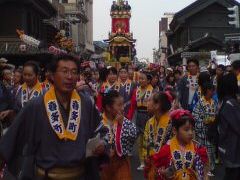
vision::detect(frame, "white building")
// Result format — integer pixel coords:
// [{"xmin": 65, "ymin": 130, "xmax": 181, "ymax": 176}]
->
[{"xmin": 158, "ymin": 13, "xmax": 174, "ymax": 65}]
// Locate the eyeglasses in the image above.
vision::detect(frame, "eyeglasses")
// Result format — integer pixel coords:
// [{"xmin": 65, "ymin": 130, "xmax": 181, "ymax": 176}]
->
[{"xmin": 56, "ymin": 69, "xmax": 79, "ymax": 77}]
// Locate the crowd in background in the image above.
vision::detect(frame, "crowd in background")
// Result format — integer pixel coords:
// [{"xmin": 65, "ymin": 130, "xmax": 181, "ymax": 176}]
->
[{"xmin": 0, "ymin": 55, "xmax": 240, "ymax": 180}]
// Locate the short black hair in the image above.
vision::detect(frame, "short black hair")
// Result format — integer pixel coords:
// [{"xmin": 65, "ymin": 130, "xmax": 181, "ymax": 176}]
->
[
  {"xmin": 119, "ymin": 67, "xmax": 128, "ymax": 72},
  {"xmin": 24, "ymin": 61, "xmax": 40, "ymax": 75},
  {"xmin": 174, "ymin": 70, "xmax": 181, "ymax": 75},
  {"xmin": 172, "ymin": 115, "xmax": 195, "ymax": 131},
  {"xmin": 217, "ymin": 64, "xmax": 225, "ymax": 71},
  {"xmin": 102, "ymin": 90, "xmax": 121, "ymax": 110},
  {"xmin": 107, "ymin": 67, "xmax": 117, "ymax": 76},
  {"xmin": 166, "ymin": 74, "xmax": 175, "ymax": 84},
  {"xmin": 187, "ymin": 59, "xmax": 199, "ymax": 67},
  {"xmin": 232, "ymin": 60, "xmax": 240, "ymax": 71},
  {"xmin": 49, "ymin": 54, "xmax": 80, "ymax": 73},
  {"xmin": 99, "ymin": 67, "xmax": 108, "ymax": 82},
  {"xmin": 140, "ymin": 71, "xmax": 153, "ymax": 81},
  {"xmin": 198, "ymin": 72, "xmax": 211, "ymax": 87},
  {"xmin": 152, "ymin": 92, "xmax": 172, "ymax": 113},
  {"xmin": 202, "ymin": 82, "xmax": 215, "ymax": 96},
  {"xmin": 150, "ymin": 71, "xmax": 158, "ymax": 77},
  {"xmin": 217, "ymin": 72, "xmax": 238, "ymax": 101}
]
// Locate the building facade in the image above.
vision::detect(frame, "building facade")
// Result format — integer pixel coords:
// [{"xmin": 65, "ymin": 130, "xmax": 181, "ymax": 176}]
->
[
  {"xmin": 61, "ymin": 0, "xmax": 94, "ymax": 58},
  {"xmin": 0, "ymin": 0, "xmax": 57, "ymax": 65},
  {"xmin": 167, "ymin": 0, "xmax": 240, "ymax": 66},
  {"xmin": 156, "ymin": 13, "xmax": 174, "ymax": 65}
]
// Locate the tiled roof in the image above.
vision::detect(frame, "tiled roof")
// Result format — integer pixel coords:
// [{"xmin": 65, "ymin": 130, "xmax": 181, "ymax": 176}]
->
[{"xmin": 0, "ymin": 42, "xmax": 49, "ymax": 55}]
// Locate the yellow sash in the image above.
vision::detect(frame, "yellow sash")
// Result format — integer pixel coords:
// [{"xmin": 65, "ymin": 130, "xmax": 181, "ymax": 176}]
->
[
  {"xmin": 120, "ymin": 79, "xmax": 132, "ymax": 95},
  {"xmin": 237, "ymin": 74, "xmax": 240, "ymax": 86},
  {"xmin": 43, "ymin": 80, "xmax": 51, "ymax": 91},
  {"xmin": 21, "ymin": 81, "xmax": 42, "ymax": 107},
  {"xmin": 44, "ymin": 86, "xmax": 81, "ymax": 141},
  {"xmin": 136, "ymin": 85, "xmax": 153, "ymax": 107},
  {"xmin": 102, "ymin": 113, "xmax": 118, "ymax": 146},
  {"xmin": 170, "ymin": 137, "xmax": 196, "ymax": 180},
  {"xmin": 148, "ymin": 113, "xmax": 170, "ymax": 156},
  {"xmin": 102, "ymin": 81, "xmax": 120, "ymax": 92}
]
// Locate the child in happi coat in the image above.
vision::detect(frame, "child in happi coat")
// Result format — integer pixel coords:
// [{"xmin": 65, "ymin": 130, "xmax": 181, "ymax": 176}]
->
[
  {"xmin": 96, "ymin": 90, "xmax": 137, "ymax": 180},
  {"xmin": 118, "ymin": 67, "xmax": 136, "ymax": 117},
  {"xmin": 96, "ymin": 67, "xmax": 120, "ymax": 112},
  {"xmin": 153, "ymin": 109, "xmax": 208, "ymax": 180},
  {"xmin": 143, "ymin": 92, "xmax": 174, "ymax": 180},
  {"xmin": 192, "ymin": 82, "xmax": 217, "ymax": 177},
  {"xmin": 127, "ymin": 71, "xmax": 154, "ymax": 170}
]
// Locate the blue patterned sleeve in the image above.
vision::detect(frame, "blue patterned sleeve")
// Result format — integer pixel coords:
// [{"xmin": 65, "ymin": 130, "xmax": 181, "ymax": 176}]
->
[{"xmin": 193, "ymin": 153, "xmax": 205, "ymax": 180}]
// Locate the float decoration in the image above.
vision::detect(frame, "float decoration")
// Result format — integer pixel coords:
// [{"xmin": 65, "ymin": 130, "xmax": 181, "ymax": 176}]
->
[
  {"xmin": 16, "ymin": 29, "xmax": 41, "ymax": 47},
  {"xmin": 55, "ymin": 32, "xmax": 74, "ymax": 53},
  {"xmin": 104, "ymin": 0, "xmax": 136, "ymax": 65}
]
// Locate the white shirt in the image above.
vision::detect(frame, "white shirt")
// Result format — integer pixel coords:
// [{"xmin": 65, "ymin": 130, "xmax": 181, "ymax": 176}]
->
[{"xmin": 188, "ymin": 75, "xmax": 197, "ymax": 105}]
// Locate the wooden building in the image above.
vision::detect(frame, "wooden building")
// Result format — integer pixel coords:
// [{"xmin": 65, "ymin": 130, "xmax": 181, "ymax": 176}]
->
[
  {"xmin": 0, "ymin": 0, "xmax": 57, "ymax": 65},
  {"xmin": 167, "ymin": 0, "xmax": 240, "ymax": 65}
]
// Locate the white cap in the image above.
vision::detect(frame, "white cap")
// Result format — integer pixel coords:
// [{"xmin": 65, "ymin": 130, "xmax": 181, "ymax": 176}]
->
[
  {"xmin": 167, "ymin": 67, "xmax": 173, "ymax": 72},
  {"xmin": 0, "ymin": 57, "xmax": 8, "ymax": 63},
  {"xmin": 200, "ymin": 66, "xmax": 208, "ymax": 72}
]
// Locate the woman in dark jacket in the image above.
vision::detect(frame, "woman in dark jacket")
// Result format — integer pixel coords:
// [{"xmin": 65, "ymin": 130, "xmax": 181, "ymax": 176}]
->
[{"xmin": 217, "ymin": 73, "xmax": 240, "ymax": 180}]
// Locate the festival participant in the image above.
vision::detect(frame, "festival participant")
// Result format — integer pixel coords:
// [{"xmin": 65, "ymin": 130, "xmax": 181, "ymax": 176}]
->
[
  {"xmin": 15, "ymin": 61, "xmax": 45, "ymax": 111},
  {"xmin": 0, "ymin": 55, "xmax": 102, "ymax": 179},
  {"xmin": 143, "ymin": 92, "xmax": 173, "ymax": 179},
  {"xmin": 96, "ymin": 67, "xmax": 120, "ymax": 112},
  {"xmin": 165, "ymin": 73, "xmax": 176, "ymax": 91},
  {"xmin": 231, "ymin": 57, "xmax": 240, "ymax": 100},
  {"xmin": 42, "ymin": 66, "xmax": 52, "ymax": 91},
  {"xmin": 190, "ymin": 71, "xmax": 211, "ymax": 111},
  {"xmin": 118, "ymin": 67, "xmax": 136, "ymax": 116},
  {"xmin": 133, "ymin": 67, "xmax": 140, "ymax": 83},
  {"xmin": 0, "ymin": 66, "xmax": 15, "ymax": 136},
  {"xmin": 192, "ymin": 82, "xmax": 217, "ymax": 177},
  {"xmin": 127, "ymin": 65, "xmax": 134, "ymax": 81},
  {"xmin": 213, "ymin": 64, "xmax": 225, "ymax": 87},
  {"xmin": 159, "ymin": 66, "xmax": 166, "ymax": 91},
  {"xmin": 1, "ymin": 66, "xmax": 13, "ymax": 90},
  {"xmin": 92, "ymin": 69, "xmax": 100, "ymax": 95},
  {"xmin": 174, "ymin": 70, "xmax": 182, "ymax": 92},
  {"xmin": 12, "ymin": 68, "xmax": 23, "ymax": 96},
  {"xmin": 153, "ymin": 109, "xmax": 208, "ymax": 180},
  {"xmin": 178, "ymin": 59, "xmax": 199, "ymax": 110},
  {"xmin": 96, "ymin": 90, "xmax": 137, "ymax": 180},
  {"xmin": 127, "ymin": 71, "xmax": 153, "ymax": 170},
  {"xmin": 217, "ymin": 73, "xmax": 240, "ymax": 180},
  {"xmin": 151, "ymin": 72, "xmax": 160, "ymax": 93}
]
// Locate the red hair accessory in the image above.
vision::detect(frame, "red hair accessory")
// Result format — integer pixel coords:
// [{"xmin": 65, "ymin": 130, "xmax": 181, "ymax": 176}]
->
[
  {"xmin": 165, "ymin": 91, "xmax": 173, "ymax": 103},
  {"xmin": 170, "ymin": 109, "xmax": 193, "ymax": 121}
]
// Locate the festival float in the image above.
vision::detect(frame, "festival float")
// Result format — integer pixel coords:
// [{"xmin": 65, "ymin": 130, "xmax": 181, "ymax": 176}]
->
[{"xmin": 104, "ymin": 0, "xmax": 136, "ymax": 67}]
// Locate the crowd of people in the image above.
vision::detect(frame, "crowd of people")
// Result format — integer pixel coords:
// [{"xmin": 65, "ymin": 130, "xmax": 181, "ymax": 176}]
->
[{"xmin": 0, "ymin": 54, "xmax": 240, "ymax": 180}]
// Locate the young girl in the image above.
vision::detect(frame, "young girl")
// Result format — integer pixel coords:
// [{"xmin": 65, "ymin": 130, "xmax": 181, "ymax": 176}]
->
[
  {"xmin": 127, "ymin": 71, "xmax": 153, "ymax": 170},
  {"xmin": 118, "ymin": 67, "xmax": 136, "ymax": 117},
  {"xmin": 96, "ymin": 90, "xmax": 137, "ymax": 180},
  {"xmin": 143, "ymin": 92, "xmax": 173, "ymax": 179},
  {"xmin": 153, "ymin": 109, "xmax": 208, "ymax": 180},
  {"xmin": 96, "ymin": 67, "xmax": 120, "ymax": 112},
  {"xmin": 193, "ymin": 82, "xmax": 217, "ymax": 177}
]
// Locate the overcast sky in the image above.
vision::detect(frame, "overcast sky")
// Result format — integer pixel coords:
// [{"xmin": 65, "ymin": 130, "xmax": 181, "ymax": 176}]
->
[{"xmin": 93, "ymin": 0, "xmax": 197, "ymax": 61}]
